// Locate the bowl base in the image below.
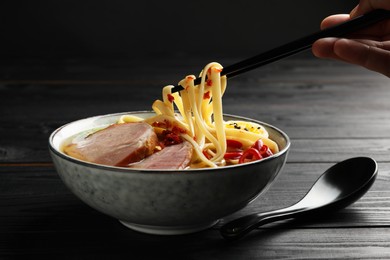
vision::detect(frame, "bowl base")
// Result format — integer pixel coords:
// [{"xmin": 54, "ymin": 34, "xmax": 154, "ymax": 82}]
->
[{"xmin": 119, "ymin": 220, "xmax": 219, "ymax": 235}]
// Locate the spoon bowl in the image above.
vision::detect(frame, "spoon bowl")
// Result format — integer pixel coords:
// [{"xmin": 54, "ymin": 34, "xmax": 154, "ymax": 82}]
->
[{"xmin": 220, "ymin": 157, "xmax": 378, "ymax": 240}]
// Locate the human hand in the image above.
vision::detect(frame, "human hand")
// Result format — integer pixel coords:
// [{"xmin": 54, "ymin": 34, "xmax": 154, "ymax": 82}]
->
[{"xmin": 312, "ymin": 0, "xmax": 390, "ymax": 77}]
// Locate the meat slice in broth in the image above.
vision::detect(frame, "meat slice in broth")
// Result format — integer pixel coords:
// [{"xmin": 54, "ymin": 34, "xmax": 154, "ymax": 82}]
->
[
  {"xmin": 129, "ymin": 141, "xmax": 193, "ymax": 170},
  {"xmin": 64, "ymin": 122, "xmax": 158, "ymax": 166}
]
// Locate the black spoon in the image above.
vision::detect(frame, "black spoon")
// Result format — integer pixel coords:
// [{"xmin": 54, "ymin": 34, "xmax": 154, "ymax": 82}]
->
[{"xmin": 220, "ymin": 157, "xmax": 378, "ymax": 241}]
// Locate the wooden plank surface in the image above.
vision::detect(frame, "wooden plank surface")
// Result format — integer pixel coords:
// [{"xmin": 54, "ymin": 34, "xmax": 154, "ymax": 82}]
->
[
  {"xmin": 1, "ymin": 163, "xmax": 390, "ymax": 258},
  {"xmin": 2, "ymin": 227, "xmax": 390, "ymax": 259},
  {"xmin": 1, "ymin": 54, "xmax": 390, "ymax": 258},
  {"xmin": 0, "ymin": 163, "xmax": 390, "ymax": 259}
]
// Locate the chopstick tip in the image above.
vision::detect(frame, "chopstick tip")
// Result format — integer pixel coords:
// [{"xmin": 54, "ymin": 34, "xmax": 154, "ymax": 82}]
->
[{"xmin": 171, "ymin": 85, "xmax": 184, "ymax": 93}]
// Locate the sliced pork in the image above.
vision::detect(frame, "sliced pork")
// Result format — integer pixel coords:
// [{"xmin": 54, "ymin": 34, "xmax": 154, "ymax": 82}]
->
[
  {"xmin": 129, "ymin": 141, "xmax": 193, "ymax": 170},
  {"xmin": 64, "ymin": 122, "xmax": 158, "ymax": 166}
]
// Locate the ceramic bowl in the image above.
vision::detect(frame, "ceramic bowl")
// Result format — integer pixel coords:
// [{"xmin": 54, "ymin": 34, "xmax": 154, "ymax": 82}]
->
[{"xmin": 49, "ymin": 111, "xmax": 290, "ymax": 235}]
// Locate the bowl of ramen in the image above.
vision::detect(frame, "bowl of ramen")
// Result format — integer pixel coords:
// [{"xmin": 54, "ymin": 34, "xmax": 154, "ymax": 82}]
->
[{"xmin": 48, "ymin": 62, "xmax": 290, "ymax": 235}]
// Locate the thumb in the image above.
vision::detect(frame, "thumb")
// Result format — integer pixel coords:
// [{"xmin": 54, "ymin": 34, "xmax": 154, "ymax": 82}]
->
[{"xmin": 350, "ymin": 0, "xmax": 390, "ymax": 18}]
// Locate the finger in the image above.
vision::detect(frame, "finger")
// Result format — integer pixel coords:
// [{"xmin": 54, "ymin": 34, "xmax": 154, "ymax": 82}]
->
[
  {"xmin": 312, "ymin": 38, "xmax": 340, "ymax": 59},
  {"xmin": 312, "ymin": 38, "xmax": 390, "ymax": 77},
  {"xmin": 321, "ymin": 14, "xmax": 390, "ymax": 39},
  {"xmin": 351, "ymin": 39, "xmax": 390, "ymax": 51},
  {"xmin": 312, "ymin": 37, "xmax": 390, "ymax": 58},
  {"xmin": 351, "ymin": 0, "xmax": 390, "ymax": 18},
  {"xmin": 320, "ymin": 14, "xmax": 350, "ymax": 30},
  {"xmin": 333, "ymin": 38, "xmax": 390, "ymax": 77}
]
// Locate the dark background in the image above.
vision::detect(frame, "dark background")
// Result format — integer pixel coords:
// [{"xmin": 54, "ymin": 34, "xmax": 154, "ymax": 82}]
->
[{"xmin": 1, "ymin": 0, "xmax": 357, "ymax": 61}]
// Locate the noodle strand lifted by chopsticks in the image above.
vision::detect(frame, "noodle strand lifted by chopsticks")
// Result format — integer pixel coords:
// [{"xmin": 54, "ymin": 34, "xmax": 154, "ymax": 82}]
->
[{"xmin": 119, "ymin": 62, "xmax": 278, "ymax": 168}]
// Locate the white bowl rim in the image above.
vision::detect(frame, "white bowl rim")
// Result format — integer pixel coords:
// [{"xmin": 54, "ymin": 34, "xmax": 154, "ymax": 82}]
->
[{"xmin": 49, "ymin": 111, "xmax": 290, "ymax": 174}]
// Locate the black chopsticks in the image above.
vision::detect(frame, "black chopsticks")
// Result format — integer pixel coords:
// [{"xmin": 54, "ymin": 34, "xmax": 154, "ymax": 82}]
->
[{"xmin": 171, "ymin": 9, "xmax": 390, "ymax": 93}]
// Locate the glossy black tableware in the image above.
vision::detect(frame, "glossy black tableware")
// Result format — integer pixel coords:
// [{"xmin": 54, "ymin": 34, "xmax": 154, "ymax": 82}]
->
[{"xmin": 220, "ymin": 157, "xmax": 378, "ymax": 240}]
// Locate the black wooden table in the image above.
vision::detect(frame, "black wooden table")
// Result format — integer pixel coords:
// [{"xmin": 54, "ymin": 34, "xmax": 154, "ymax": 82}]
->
[{"xmin": 1, "ymin": 53, "xmax": 389, "ymax": 259}]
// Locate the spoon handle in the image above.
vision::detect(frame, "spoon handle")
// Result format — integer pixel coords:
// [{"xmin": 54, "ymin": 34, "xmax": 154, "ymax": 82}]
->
[{"xmin": 220, "ymin": 206, "xmax": 305, "ymax": 240}]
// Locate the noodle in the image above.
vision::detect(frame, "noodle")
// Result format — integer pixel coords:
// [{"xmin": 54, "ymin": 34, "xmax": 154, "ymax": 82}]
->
[{"xmin": 119, "ymin": 62, "xmax": 279, "ymax": 169}]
